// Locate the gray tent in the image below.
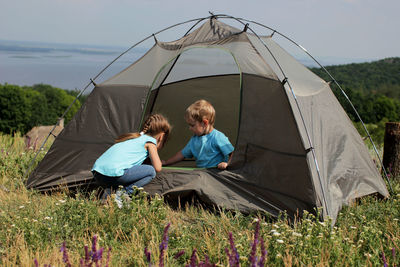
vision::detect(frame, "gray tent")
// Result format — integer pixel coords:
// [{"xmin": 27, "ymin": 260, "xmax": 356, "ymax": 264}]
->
[{"xmin": 26, "ymin": 15, "xmax": 389, "ymax": 222}]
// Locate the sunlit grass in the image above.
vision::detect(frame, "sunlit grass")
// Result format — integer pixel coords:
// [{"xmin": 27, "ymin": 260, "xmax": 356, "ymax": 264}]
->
[{"xmin": 0, "ymin": 133, "xmax": 399, "ymax": 266}]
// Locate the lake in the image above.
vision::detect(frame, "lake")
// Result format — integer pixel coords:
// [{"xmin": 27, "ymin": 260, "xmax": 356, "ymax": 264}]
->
[{"xmin": 0, "ymin": 40, "xmax": 146, "ymax": 93}]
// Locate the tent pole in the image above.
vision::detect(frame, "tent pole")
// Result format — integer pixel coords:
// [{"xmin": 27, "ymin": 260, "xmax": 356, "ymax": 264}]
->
[{"xmin": 228, "ymin": 16, "xmax": 393, "ymax": 194}]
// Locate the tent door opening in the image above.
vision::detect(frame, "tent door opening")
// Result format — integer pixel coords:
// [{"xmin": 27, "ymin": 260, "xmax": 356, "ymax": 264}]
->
[{"xmin": 142, "ymin": 47, "xmax": 242, "ymax": 167}]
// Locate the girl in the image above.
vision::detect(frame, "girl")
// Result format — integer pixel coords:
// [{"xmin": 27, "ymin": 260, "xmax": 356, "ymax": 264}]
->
[{"xmin": 92, "ymin": 114, "xmax": 170, "ymax": 195}]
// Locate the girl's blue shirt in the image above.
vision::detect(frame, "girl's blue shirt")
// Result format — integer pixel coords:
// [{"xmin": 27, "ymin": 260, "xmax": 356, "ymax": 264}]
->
[
  {"xmin": 92, "ymin": 135, "xmax": 156, "ymax": 177},
  {"xmin": 181, "ymin": 129, "xmax": 234, "ymax": 168}
]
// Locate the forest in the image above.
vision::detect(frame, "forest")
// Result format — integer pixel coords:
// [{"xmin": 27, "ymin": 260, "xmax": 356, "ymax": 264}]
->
[{"xmin": 0, "ymin": 57, "xmax": 399, "ymax": 144}]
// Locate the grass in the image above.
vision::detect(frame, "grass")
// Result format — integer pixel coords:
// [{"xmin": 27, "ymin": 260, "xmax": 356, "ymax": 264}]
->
[{"xmin": 0, "ymin": 133, "xmax": 399, "ymax": 266}]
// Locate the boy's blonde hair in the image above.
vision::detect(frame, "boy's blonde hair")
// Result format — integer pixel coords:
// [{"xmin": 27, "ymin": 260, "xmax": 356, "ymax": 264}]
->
[
  {"xmin": 115, "ymin": 114, "xmax": 171, "ymax": 145},
  {"xmin": 185, "ymin": 99, "xmax": 215, "ymax": 125}
]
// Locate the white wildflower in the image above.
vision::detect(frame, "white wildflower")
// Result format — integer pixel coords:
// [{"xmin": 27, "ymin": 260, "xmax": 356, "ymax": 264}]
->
[
  {"xmin": 58, "ymin": 199, "xmax": 66, "ymax": 203},
  {"xmin": 32, "ymin": 219, "xmax": 38, "ymax": 223},
  {"xmin": 272, "ymin": 224, "xmax": 279, "ymax": 228},
  {"xmin": 276, "ymin": 239, "xmax": 284, "ymax": 244},
  {"xmin": 364, "ymin": 253, "xmax": 372, "ymax": 258},
  {"xmin": 319, "ymin": 221, "xmax": 326, "ymax": 226},
  {"xmin": 253, "ymin": 218, "xmax": 259, "ymax": 223},
  {"xmin": 292, "ymin": 232, "xmax": 302, "ymax": 237},
  {"xmin": 19, "ymin": 205, "xmax": 25, "ymax": 209},
  {"xmin": 394, "ymin": 218, "xmax": 399, "ymax": 221},
  {"xmin": 44, "ymin": 216, "xmax": 52, "ymax": 220},
  {"xmin": 350, "ymin": 226, "xmax": 357, "ymax": 229},
  {"xmin": 273, "ymin": 232, "xmax": 281, "ymax": 236}
]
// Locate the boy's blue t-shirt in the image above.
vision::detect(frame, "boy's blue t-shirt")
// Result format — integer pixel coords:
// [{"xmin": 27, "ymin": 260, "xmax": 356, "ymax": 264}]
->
[
  {"xmin": 181, "ymin": 129, "xmax": 234, "ymax": 168},
  {"xmin": 92, "ymin": 135, "xmax": 157, "ymax": 177}
]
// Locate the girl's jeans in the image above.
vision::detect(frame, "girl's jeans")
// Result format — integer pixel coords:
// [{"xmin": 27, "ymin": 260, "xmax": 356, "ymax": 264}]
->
[{"xmin": 93, "ymin": 164, "xmax": 156, "ymax": 195}]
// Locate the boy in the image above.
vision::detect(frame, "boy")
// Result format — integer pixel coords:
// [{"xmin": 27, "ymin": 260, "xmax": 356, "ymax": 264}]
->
[{"xmin": 163, "ymin": 100, "xmax": 234, "ymax": 169}]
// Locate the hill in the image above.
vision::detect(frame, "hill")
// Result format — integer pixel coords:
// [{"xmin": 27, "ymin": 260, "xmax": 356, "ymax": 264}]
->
[
  {"xmin": 311, "ymin": 57, "xmax": 400, "ymax": 99},
  {"xmin": 311, "ymin": 57, "xmax": 400, "ymax": 124}
]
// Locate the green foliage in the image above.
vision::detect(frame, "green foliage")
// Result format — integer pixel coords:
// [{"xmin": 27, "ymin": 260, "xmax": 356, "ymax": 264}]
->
[
  {"xmin": 311, "ymin": 57, "xmax": 400, "ymax": 124},
  {"xmin": 0, "ymin": 83, "xmax": 82, "ymax": 134},
  {"xmin": 0, "ymin": 85, "xmax": 31, "ymax": 134}
]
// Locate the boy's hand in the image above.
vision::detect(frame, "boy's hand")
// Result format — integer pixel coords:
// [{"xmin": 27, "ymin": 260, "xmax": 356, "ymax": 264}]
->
[{"xmin": 217, "ymin": 162, "xmax": 228, "ymax": 170}]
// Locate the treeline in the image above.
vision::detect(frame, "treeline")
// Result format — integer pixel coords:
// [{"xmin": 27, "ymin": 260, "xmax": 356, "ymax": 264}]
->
[
  {"xmin": 0, "ymin": 83, "xmax": 86, "ymax": 134},
  {"xmin": 311, "ymin": 57, "xmax": 400, "ymax": 124}
]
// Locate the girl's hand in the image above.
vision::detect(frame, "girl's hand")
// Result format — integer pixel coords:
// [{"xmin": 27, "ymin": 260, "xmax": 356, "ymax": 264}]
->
[{"xmin": 217, "ymin": 162, "xmax": 228, "ymax": 170}]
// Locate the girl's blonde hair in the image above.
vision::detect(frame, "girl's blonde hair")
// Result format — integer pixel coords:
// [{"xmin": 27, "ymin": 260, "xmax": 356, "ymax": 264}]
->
[
  {"xmin": 115, "ymin": 114, "xmax": 171, "ymax": 145},
  {"xmin": 185, "ymin": 99, "xmax": 215, "ymax": 125}
]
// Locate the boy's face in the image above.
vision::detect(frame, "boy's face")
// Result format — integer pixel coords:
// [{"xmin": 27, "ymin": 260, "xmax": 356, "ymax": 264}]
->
[{"xmin": 186, "ymin": 118, "xmax": 206, "ymax": 136}]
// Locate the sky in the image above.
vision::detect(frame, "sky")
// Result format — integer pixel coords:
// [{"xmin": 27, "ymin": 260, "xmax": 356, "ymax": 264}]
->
[{"xmin": 0, "ymin": 0, "xmax": 399, "ymax": 61}]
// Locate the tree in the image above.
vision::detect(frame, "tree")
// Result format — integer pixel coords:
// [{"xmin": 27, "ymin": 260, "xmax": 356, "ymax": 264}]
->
[{"xmin": 0, "ymin": 84, "xmax": 31, "ymax": 134}]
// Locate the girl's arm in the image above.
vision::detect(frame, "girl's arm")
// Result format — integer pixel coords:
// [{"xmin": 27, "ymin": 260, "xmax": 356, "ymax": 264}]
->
[
  {"xmin": 162, "ymin": 151, "xmax": 184, "ymax": 166},
  {"xmin": 146, "ymin": 143, "xmax": 162, "ymax": 172}
]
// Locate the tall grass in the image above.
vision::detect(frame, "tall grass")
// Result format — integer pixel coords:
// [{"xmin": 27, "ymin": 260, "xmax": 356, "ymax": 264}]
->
[{"xmin": 0, "ymin": 133, "xmax": 399, "ymax": 266}]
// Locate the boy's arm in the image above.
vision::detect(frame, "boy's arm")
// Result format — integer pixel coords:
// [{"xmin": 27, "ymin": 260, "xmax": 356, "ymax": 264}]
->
[
  {"xmin": 217, "ymin": 152, "xmax": 233, "ymax": 170},
  {"xmin": 162, "ymin": 151, "xmax": 184, "ymax": 166}
]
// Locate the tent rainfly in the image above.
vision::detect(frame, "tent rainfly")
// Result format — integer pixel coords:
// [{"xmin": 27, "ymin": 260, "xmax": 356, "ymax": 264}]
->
[{"xmin": 26, "ymin": 15, "xmax": 389, "ymax": 223}]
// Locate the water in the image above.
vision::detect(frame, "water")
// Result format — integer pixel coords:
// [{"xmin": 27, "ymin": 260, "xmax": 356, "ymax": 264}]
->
[
  {"xmin": 0, "ymin": 40, "xmax": 146, "ymax": 93},
  {"xmin": 0, "ymin": 40, "xmax": 370, "ymax": 94}
]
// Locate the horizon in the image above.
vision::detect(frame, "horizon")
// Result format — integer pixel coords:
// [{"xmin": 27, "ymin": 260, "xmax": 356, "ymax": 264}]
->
[{"xmin": 1, "ymin": 1, "xmax": 399, "ymax": 60}]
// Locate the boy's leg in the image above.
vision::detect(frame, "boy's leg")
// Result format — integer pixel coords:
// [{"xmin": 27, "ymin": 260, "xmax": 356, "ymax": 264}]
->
[{"xmin": 116, "ymin": 165, "xmax": 156, "ymax": 194}]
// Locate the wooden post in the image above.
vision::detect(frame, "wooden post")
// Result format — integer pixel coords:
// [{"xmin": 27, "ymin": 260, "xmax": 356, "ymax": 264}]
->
[{"xmin": 383, "ymin": 122, "xmax": 400, "ymax": 178}]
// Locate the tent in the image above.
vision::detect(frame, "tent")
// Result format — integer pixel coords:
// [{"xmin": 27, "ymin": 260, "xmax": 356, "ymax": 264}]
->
[{"xmin": 26, "ymin": 15, "xmax": 389, "ymax": 222}]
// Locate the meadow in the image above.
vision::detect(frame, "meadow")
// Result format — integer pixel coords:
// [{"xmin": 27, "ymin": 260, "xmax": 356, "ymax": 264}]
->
[{"xmin": 0, "ymin": 133, "xmax": 399, "ymax": 266}]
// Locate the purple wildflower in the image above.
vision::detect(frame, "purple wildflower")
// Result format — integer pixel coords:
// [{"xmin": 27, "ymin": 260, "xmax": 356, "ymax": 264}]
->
[
  {"xmin": 144, "ymin": 247, "xmax": 151, "ymax": 264},
  {"xmin": 174, "ymin": 250, "xmax": 185, "ymax": 259},
  {"xmin": 92, "ymin": 247, "xmax": 104, "ymax": 265},
  {"xmin": 34, "ymin": 258, "xmax": 39, "ymax": 267},
  {"xmin": 258, "ymin": 237, "xmax": 267, "ymax": 267},
  {"xmin": 60, "ymin": 241, "xmax": 72, "ymax": 267},
  {"xmin": 225, "ymin": 232, "xmax": 240, "ymax": 267},
  {"xmin": 84, "ymin": 245, "xmax": 90, "ymax": 265},
  {"xmin": 382, "ymin": 251, "xmax": 388, "ymax": 267},
  {"xmin": 159, "ymin": 223, "xmax": 171, "ymax": 267},
  {"xmin": 249, "ymin": 220, "xmax": 260, "ymax": 267},
  {"xmin": 92, "ymin": 235, "xmax": 98, "ymax": 254},
  {"xmin": 198, "ymin": 255, "xmax": 216, "ymax": 267},
  {"xmin": 189, "ymin": 249, "xmax": 198, "ymax": 267}
]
